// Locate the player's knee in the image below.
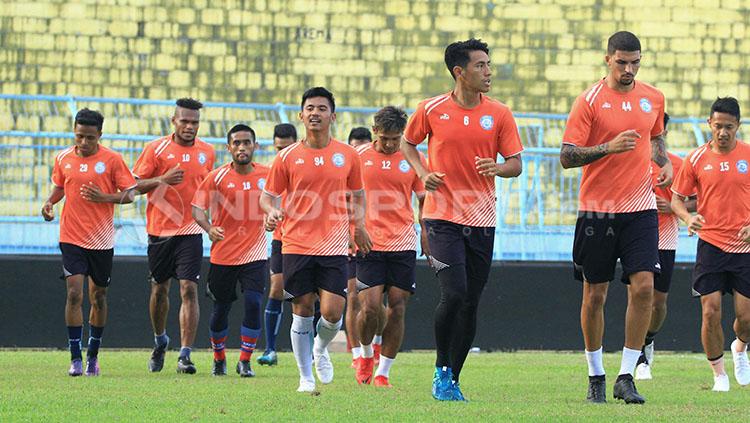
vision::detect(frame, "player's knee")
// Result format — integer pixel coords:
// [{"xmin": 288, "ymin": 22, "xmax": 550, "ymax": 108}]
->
[
  {"xmin": 702, "ymin": 303, "xmax": 722, "ymax": 323},
  {"xmin": 151, "ymin": 283, "xmax": 169, "ymax": 299},
  {"xmin": 583, "ymin": 289, "xmax": 607, "ymax": 309},
  {"xmin": 181, "ymin": 286, "xmax": 198, "ymax": 303},
  {"xmin": 89, "ymin": 288, "xmax": 107, "ymax": 310},
  {"xmin": 735, "ymin": 314, "xmax": 750, "ymax": 333},
  {"xmin": 387, "ymin": 302, "xmax": 406, "ymax": 322},
  {"xmin": 66, "ymin": 288, "xmax": 83, "ymax": 307}
]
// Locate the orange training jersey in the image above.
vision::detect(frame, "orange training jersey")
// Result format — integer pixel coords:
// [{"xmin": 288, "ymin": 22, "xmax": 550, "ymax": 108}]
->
[
  {"xmin": 653, "ymin": 152, "xmax": 682, "ymax": 250},
  {"xmin": 192, "ymin": 163, "xmax": 269, "ymax": 265},
  {"xmin": 264, "ymin": 139, "xmax": 363, "ymax": 256},
  {"xmin": 563, "ymin": 80, "xmax": 665, "ymax": 213},
  {"xmin": 51, "ymin": 145, "xmax": 137, "ymax": 250},
  {"xmin": 132, "ymin": 134, "xmax": 215, "ymax": 237},
  {"xmin": 672, "ymin": 141, "xmax": 750, "ymax": 253},
  {"xmin": 404, "ymin": 93, "xmax": 523, "ymax": 227},
  {"xmin": 358, "ymin": 144, "xmax": 426, "ymax": 251}
]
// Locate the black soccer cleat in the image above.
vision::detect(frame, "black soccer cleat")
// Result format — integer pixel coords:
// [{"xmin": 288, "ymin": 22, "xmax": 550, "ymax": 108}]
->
[
  {"xmin": 236, "ymin": 360, "xmax": 256, "ymax": 378},
  {"xmin": 148, "ymin": 346, "xmax": 166, "ymax": 373},
  {"xmin": 212, "ymin": 359, "xmax": 227, "ymax": 376},
  {"xmin": 613, "ymin": 374, "xmax": 645, "ymax": 404},
  {"xmin": 586, "ymin": 375, "xmax": 606, "ymax": 403},
  {"xmin": 176, "ymin": 356, "xmax": 197, "ymax": 374}
]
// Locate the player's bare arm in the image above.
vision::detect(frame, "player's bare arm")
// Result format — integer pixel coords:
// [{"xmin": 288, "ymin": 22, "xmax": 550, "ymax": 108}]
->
[
  {"xmin": 651, "ymin": 133, "xmax": 673, "ymax": 187},
  {"xmin": 259, "ymin": 191, "xmax": 283, "ymax": 232},
  {"xmin": 416, "ymin": 192, "xmax": 430, "ymax": 257},
  {"xmin": 671, "ymin": 194, "xmax": 704, "ymax": 235},
  {"xmin": 400, "ymin": 138, "xmax": 445, "ymax": 191},
  {"xmin": 80, "ymin": 183, "xmax": 135, "ymax": 204},
  {"xmin": 41, "ymin": 186, "xmax": 65, "ymax": 221},
  {"xmin": 134, "ymin": 164, "xmax": 185, "ymax": 194},
  {"xmin": 191, "ymin": 205, "xmax": 224, "ymax": 242},
  {"xmin": 475, "ymin": 155, "xmax": 522, "ymax": 178},
  {"xmin": 559, "ymin": 129, "xmax": 639, "ymax": 168},
  {"xmin": 349, "ymin": 189, "xmax": 372, "ymax": 254}
]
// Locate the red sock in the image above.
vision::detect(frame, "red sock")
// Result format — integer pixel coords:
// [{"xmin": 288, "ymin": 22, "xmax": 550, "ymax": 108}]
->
[
  {"xmin": 240, "ymin": 335, "xmax": 258, "ymax": 362},
  {"xmin": 211, "ymin": 336, "xmax": 227, "ymax": 361}
]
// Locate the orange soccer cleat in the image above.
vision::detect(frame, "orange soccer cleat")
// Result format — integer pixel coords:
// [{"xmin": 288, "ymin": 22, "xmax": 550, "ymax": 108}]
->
[
  {"xmin": 356, "ymin": 357, "xmax": 374, "ymax": 385},
  {"xmin": 373, "ymin": 375, "xmax": 392, "ymax": 388}
]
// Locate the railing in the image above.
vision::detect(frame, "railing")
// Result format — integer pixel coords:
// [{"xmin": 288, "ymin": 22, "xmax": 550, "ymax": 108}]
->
[{"xmin": 0, "ymin": 94, "xmax": 713, "ymax": 261}]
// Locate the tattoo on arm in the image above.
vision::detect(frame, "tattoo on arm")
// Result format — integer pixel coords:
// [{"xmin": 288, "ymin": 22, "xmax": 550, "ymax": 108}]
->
[
  {"xmin": 651, "ymin": 134, "xmax": 668, "ymax": 167},
  {"xmin": 560, "ymin": 143, "xmax": 608, "ymax": 168}
]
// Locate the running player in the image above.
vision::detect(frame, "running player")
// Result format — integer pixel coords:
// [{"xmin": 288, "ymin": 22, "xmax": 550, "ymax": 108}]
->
[
  {"xmin": 260, "ymin": 87, "xmax": 370, "ymax": 392},
  {"xmin": 42, "ymin": 108, "xmax": 137, "ymax": 376},
  {"xmin": 258, "ymin": 123, "xmax": 297, "ymax": 366},
  {"xmin": 559, "ymin": 31, "xmax": 671, "ymax": 404},
  {"xmin": 354, "ymin": 106, "xmax": 427, "ymax": 387},
  {"xmin": 192, "ymin": 124, "xmax": 269, "ymax": 377},
  {"xmin": 671, "ymin": 97, "xmax": 750, "ymax": 392},
  {"xmin": 132, "ymin": 98, "xmax": 215, "ymax": 374},
  {"xmin": 401, "ymin": 39, "xmax": 524, "ymax": 401}
]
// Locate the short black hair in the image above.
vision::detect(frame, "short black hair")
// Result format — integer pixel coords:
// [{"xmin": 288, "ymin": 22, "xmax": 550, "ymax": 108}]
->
[
  {"xmin": 348, "ymin": 127, "xmax": 372, "ymax": 143},
  {"xmin": 710, "ymin": 97, "xmax": 741, "ymax": 121},
  {"xmin": 176, "ymin": 97, "xmax": 203, "ymax": 110},
  {"xmin": 226, "ymin": 123, "xmax": 256, "ymax": 144},
  {"xmin": 301, "ymin": 87, "xmax": 335, "ymax": 112},
  {"xmin": 607, "ymin": 31, "xmax": 641, "ymax": 55},
  {"xmin": 663, "ymin": 112, "xmax": 670, "ymax": 128},
  {"xmin": 444, "ymin": 38, "xmax": 489, "ymax": 79},
  {"xmin": 74, "ymin": 108, "xmax": 104, "ymax": 131},
  {"xmin": 273, "ymin": 123, "xmax": 297, "ymax": 140},
  {"xmin": 372, "ymin": 106, "xmax": 408, "ymax": 133}
]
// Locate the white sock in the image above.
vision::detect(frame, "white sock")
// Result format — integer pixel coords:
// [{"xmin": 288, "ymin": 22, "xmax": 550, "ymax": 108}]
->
[
  {"xmin": 375, "ymin": 355, "xmax": 394, "ymax": 378},
  {"xmin": 619, "ymin": 347, "xmax": 641, "ymax": 376},
  {"xmin": 313, "ymin": 316, "xmax": 342, "ymax": 356},
  {"xmin": 290, "ymin": 314, "xmax": 314, "ymax": 381},
  {"xmin": 361, "ymin": 343, "xmax": 374, "ymax": 358},
  {"xmin": 373, "ymin": 335, "xmax": 382, "ymax": 345},
  {"xmin": 352, "ymin": 346, "xmax": 362, "ymax": 360},
  {"xmin": 585, "ymin": 347, "xmax": 605, "ymax": 376}
]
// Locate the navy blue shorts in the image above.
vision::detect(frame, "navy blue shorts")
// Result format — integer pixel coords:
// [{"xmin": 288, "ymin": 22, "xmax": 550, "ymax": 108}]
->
[
  {"xmin": 423, "ymin": 219, "xmax": 494, "ymax": 283},
  {"xmin": 348, "ymin": 255, "xmax": 357, "ymax": 280},
  {"xmin": 573, "ymin": 210, "xmax": 659, "ymax": 283},
  {"xmin": 147, "ymin": 234, "xmax": 203, "ymax": 283},
  {"xmin": 282, "ymin": 254, "xmax": 348, "ymax": 299},
  {"xmin": 692, "ymin": 239, "xmax": 750, "ymax": 298},
  {"xmin": 207, "ymin": 260, "xmax": 267, "ymax": 303},
  {"xmin": 269, "ymin": 239, "xmax": 283, "ymax": 275},
  {"xmin": 356, "ymin": 250, "xmax": 417, "ymax": 294},
  {"xmin": 60, "ymin": 243, "xmax": 113, "ymax": 287},
  {"xmin": 621, "ymin": 249, "xmax": 675, "ymax": 293}
]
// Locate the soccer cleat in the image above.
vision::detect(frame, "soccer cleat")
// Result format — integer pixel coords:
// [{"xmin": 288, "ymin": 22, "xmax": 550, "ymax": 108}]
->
[
  {"xmin": 313, "ymin": 348, "xmax": 334, "ymax": 384},
  {"xmin": 176, "ymin": 356, "xmax": 197, "ymax": 374},
  {"xmin": 212, "ymin": 359, "xmax": 227, "ymax": 376},
  {"xmin": 236, "ymin": 360, "xmax": 256, "ymax": 378},
  {"xmin": 450, "ymin": 381, "xmax": 468, "ymax": 402},
  {"xmin": 373, "ymin": 343, "xmax": 381, "ymax": 366},
  {"xmin": 712, "ymin": 373, "xmax": 730, "ymax": 392},
  {"xmin": 634, "ymin": 363, "xmax": 652, "ymax": 380},
  {"xmin": 613, "ymin": 374, "xmax": 645, "ymax": 404},
  {"xmin": 373, "ymin": 375, "xmax": 392, "ymax": 388},
  {"xmin": 297, "ymin": 378, "xmax": 316, "ymax": 393},
  {"xmin": 731, "ymin": 339, "xmax": 750, "ymax": 386},
  {"xmin": 644, "ymin": 341, "xmax": 654, "ymax": 366},
  {"xmin": 432, "ymin": 367, "xmax": 454, "ymax": 401},
  {"xmin": 257, "ymin": 350, "xmax": 278, "ymax": 366},
  {"xmin": 85, "ymin": 357, "xmax": 100, "ymax": 376},
  {"xmin": 356, "ymin": 357, "xmax": 374, "ymax": 385},
  {"xmin": 586, "ymin": 375, "xmax": 606, "ymax": 403},
  {"xmin": 68, "ymin": 359, "xmax": 83, "ymax": 377},
  {"xmin": 148, "ymin": 345, "xmax": 167, "ymax": 373}
]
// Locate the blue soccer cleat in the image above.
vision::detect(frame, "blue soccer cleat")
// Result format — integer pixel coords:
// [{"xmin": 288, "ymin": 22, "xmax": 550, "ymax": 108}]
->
[
  {"xmin": 450, "ymin": 381, "xmax": 468, "ymax": 401},
  {"xmin": 68, "ymin": 359, "xmax": 83, "ymax": 377},
  {"xmin": 257, "ymin": 350, "xmax": 278, "ymax": 366},
  {"xmin": 432, "ymin": 366, "xmax": 454, "ymax": 401}
]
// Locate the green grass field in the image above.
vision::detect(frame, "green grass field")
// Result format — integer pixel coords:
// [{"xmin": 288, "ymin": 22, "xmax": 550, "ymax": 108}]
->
[{"xmin": 0, "ymin": 350, "xmax": 745, "ymax": 421}]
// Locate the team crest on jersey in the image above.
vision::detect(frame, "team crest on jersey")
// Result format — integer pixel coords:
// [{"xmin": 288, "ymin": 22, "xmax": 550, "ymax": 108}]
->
[
  {"xmin": 399, "ymin": 160, "xmax": 410, "ymax": 173},
  {"xmin": 480, "ymin": 115, "xmax": 494, "ymax": 130},
  {"xmin": 198, "ymin": 152, "xmax": 207, "ymax": 165},
  {"xmin": 94, "ymin": 161, "xmax": 106, "ymax": 174},
  {"xmin": 258, "ymin": 178, "xmax": 266, "ymax": 189},
  {"xmin": 639, "ymin": 98, "xmax": 652, "ymax": 113},
  {"xmin": 332, "ymin": 153, "xmax": 345, "ymax": 168},
  {"xmin": 737, "ymin": 160, "xmax": 748, "ymax": 174}
]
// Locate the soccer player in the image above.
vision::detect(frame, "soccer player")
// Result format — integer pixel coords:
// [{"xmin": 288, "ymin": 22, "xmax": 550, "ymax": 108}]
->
[
  {"xmin": 634, "ymin": 113, "xmax": 696, "ymax": 380},
  {"xmin": 132, "ymin": 98, "xmax": 216, "ymax": 374},
  {"xmin": 42, "ymin": 108, "xmax": 136, "ymax": 376},
  {"xmin": 671, "ymin": 97, "xmax": 750, "ymax": 392},
  {"xmin": 401, "ymin": 38, "xmax": 524, "ymax": 401},
  {"xmin": 354, "ymin": 106, "xmax": 427, "ymax": 387},
  {"xmin": 260, "ymin": 87, "xmax": 370, "ymax": 392},
  {"xmin": 559, "ymin": 31, "xmax": 671, "ymax": 404},
  {"xmin": 192, "ymin": 124, "xmax": 269, "ymax": 377},
  {"xmin": 258, "ymin": 123, "xmax": 297, "ymax": 367}
]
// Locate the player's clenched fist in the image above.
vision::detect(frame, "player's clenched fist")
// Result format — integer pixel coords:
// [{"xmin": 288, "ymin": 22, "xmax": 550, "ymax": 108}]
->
[
  {"xmin": 606, "ymin": 129, "xmax": 640, "ymax": 154},
  {"xmin": 687, "ymin": 214, "xmax": 706, "ymax": 236},
  {"xmin": 421, "ymin": 172, "xmax": 445, "ymax": 191},
  {"xmin": 41, "ymin": 201, "xmax": 55, "ymax": 221},
  {"xmin": 264, "ymin": 209, "xmax": 283, "ymax": 232}
]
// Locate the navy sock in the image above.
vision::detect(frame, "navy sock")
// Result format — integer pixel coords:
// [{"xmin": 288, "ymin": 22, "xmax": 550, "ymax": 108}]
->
[
  {"xmin": 154, "ymin": 331, "xmax": 169, "ymax": 349},
  {"xmin": 264, "ymin": 298, "xmax": 283, "ymax": 352},
  {"xmin": 179, "ymin": 346, "xmax": 192, "ymax": 359},
  {"xmin": 243, "ymin": 290, "xmax": 262, "ymax": 329},
  {"xmin": 68, "ymin": 326, "xmax": 83, "ymax": 361},
  {"xmin": 87, "ymin": 325, "xmax": 104, "ymax": 359}
]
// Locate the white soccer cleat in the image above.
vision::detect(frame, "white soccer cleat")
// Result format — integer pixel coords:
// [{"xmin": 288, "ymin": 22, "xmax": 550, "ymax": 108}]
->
[
  {"xmin": 297, "ymin": 378, "xmax": 316, "ymax": 393},
  {"xmin": 644, "ymin": 341, "xmax": 654, "ymax": 366},
  {"xmin": 731, "ymin": 339, "xmax": 750, "ymax": 386},
  {"xmin": 712, "ymin": 373, "xmax": 730, "ymax": 392},
  {"xmin": 634, "ymin": 362, "xmax": 652, "ymax": 380},
  {"xmin": 314, "ymin": 348, "xmax": 334, "ymax": 384}
]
